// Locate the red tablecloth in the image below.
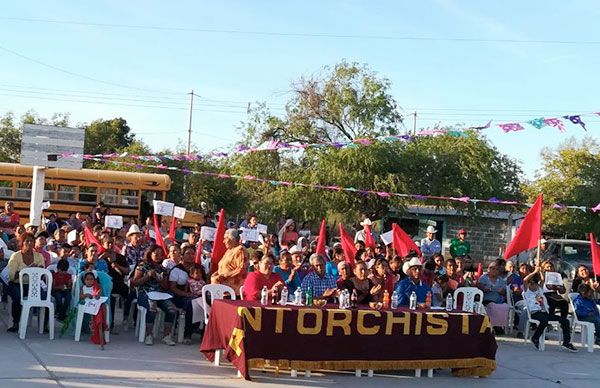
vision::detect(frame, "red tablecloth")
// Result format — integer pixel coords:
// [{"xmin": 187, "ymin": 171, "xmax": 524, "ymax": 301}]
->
[{"xmin": 201, "ymin": 300, "xmax": 497, "ymax": 380}]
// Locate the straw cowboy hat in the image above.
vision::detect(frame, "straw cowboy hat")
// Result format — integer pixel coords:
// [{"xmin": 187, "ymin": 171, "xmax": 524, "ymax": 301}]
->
[
  {"xmin": 402, "ymin": 257, "xmax": 422, "ymax": 275},
  {"xmin": 425, "ymin": 226, "xmax": 437, "ymax": 233},
  {"xmin": 126, "ymin": 224, "xmax": 142, "ymax": 237},
  {"xmin": 360, "ymin": 218, "xmax": 372, "ymax": 226}
]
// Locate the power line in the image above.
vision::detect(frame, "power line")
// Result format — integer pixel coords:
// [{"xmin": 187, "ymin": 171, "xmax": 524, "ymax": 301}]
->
[
  {"xmin": 0, "ymin": 43, "xmax": 181, "ymax": 95},
  {"xmin": 2, "ymin": 16, "xmax": 600, "ymax": 46}
]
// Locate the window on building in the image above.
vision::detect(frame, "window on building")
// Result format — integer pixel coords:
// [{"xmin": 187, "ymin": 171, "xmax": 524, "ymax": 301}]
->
[
  {"xmin": 16, "ymin": 181, "xmax": 32, "ymax": 199},
  {"xmin": 0, "ymin": 181, "xmax": 13, "ymax": 198},
  {"xmin": 99, "ymin": 187, "xmax": 118, "ymax": 205},
  {"xmin": 57, "ymin": 185, "xmax": 76, "ymax": 202},
  {"xmin": 120, "ymin": 189, "xmax": 139, "ymax": 207},
  {"xmin": 44, "ymin": 183, "xmax": 56, "ymax": 201}
]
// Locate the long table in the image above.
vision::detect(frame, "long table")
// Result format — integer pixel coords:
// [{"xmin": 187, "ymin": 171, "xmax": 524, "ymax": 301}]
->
[{"xmin": 200, "ymin": 300, "xmax": 497, "ymax": 380}]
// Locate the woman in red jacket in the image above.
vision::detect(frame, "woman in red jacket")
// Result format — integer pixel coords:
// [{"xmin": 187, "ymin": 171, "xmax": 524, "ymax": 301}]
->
[{"xmin": 243, "ymin": 253, "xmax": 284, "ymax": 301}]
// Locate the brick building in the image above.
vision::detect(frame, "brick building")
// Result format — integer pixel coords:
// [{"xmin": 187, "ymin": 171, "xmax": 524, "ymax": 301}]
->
[{"xmin": 385, "ymin": 205, "xmax": 524, "ymax": 263}]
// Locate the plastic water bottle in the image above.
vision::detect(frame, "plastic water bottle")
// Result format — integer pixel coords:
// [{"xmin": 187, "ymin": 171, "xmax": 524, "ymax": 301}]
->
[
  {"xmin": 338, "ymin": 290, "xmax": 345, "ymax": 309},
  {"xmin": 409, "ymin": 291, "xmax": 417, "ymax": 310},
  {"xmin": 294, "ymin": 287, "xmax": 302, "ymax": 305},
  {"xmin": 351, "ymin": 289, "xmax": 358, "ymax": 308},
  {"xmin": 446, "ymin": 294, "xmax": 453, "ymax": 311},
  {"xmin": 260, "ymin": 286, "xmax": 268, "ymax": 306},
  {"xmin": 306, "ymin": 287, "xmax": 313, "ymax": 307},
  {"xmin": 343, "ymin": 289, "xmax": 351, "ymax": 309},
  {"xmin": 391, "ymin": 291, "xmax": 399, "ymax": 309},
  {"xmin": 280, "ymin": 287, "xmax": 289, "ymax": 305}
]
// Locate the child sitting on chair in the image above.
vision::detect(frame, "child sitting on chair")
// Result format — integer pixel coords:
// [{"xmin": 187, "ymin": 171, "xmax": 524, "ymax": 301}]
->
[
  {"xmin": 80, "ymin": 270, "xmax": 108, "ymax": 349},
  {"xmin": 187, "ymin": 265, "xmax": 206, "ymax": 298},
  {"xmin": 523, "ymin": 274, "xmax": 577, "ymax": 352},
  {"xmin": 52, "ymin": 259, "xmax": 72, "ymax": 321},
  {"xmin": 574, "ymin": 283, "xmax": 600, "ymax": 345}
]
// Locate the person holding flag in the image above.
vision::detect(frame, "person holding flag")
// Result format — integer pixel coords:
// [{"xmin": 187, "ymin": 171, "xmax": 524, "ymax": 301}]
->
[{"xmin": 210, "ymin": 229, "xmax": 249, "ymax": 297}]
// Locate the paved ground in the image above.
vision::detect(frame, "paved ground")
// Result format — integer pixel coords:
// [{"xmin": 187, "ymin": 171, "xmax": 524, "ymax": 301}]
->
[{"xmin": 1, "ymin": 304, "xmax": 599, "ymax": 388}]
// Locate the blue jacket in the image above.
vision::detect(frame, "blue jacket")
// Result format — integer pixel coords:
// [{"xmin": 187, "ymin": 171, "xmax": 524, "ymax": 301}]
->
[
  {"xmin": 574, "ymin": 295, "xmax": 600, "ymax": 319},
  {"xmin": 395, "ymin": 277, "xmax": 431, "ymax": 306}
]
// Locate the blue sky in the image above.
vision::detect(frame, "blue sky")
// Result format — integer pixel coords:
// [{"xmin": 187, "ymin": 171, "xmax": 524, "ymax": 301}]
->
[{"xmin": 1, "ymin": 0, "xmax": 599, "ymax": 180}]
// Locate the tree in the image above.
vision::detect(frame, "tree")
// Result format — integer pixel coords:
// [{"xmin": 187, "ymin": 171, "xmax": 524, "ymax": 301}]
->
[
  {"xmin": 0, "ymin": 111, "xmax": 70, "ymax": 163},
  {"xmin": 83, "ymin": 118, "xmax": 134, "ymax": 156},
  {"xmin": 241, "ymin": 61, "xmax": 403, "ymax": 145},
  {"xmin": 525, "ymin": 137, "xmax": 600, "ymax": 238}
]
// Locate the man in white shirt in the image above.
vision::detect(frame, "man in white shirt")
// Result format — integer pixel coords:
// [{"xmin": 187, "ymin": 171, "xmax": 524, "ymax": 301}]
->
[
  {"xmin": 523, "ymin": 275, "xmax": 577, "ymax": 352},
  {"xmin": 420, "ymin": 226, "xmax": 441, "ymax": 260}
]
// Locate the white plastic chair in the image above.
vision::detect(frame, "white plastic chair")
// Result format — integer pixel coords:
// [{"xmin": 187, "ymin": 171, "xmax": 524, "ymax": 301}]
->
[
  {"xmin": 453, "ymin": 287, "xmax": 484, "ymax": 313},
  {"xmin": 201, "ymin": 284, "xmax": 236, "ymax": 366},
  {"xmin": 568, "ymin": 292, "xmax": 595, "ymax": 352},
  {"xmin": 135, "ymin": 296, "xmax": 185, "ymax": 343},
  {"xmin": 505, "ymin": 286, "xmax": 517, "ymax": 334},
  {"xmin": 18, "ymin": 268, "xmax": 54, "ymax": 340},
  {"xmin": 73, "ymin": 272, "xmax": 110, "ymax": 343},
  {"xmin": 523, "ymin": 306, "xmax": 563, "ymax": 351},
  {"xmin": 239, "ymin": 285, "xmax": 244, "ymax": 299}
]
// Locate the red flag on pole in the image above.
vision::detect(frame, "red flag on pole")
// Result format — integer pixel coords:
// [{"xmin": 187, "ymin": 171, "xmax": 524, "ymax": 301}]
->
[
  {"xmin": 168, "ymin": 216, "xmax": 176, "ymax": 241},
  {"xmin": 476, "ymin": 262, "xmax": 483, "ymax": 280},
  {"xmin": 589, "ymin": 233, "xmax": 600, "ymax": 276},
  {"xmin": 83, "ymin": 225, "xmax": 105, "ymax": 254},
  {"xmin": 504, "ymin": 195, "xmax": 543, "ymax": 259},
  {"xmin": 339, "ymin": 223, "xmax": 357, "ymax": 267},
  {"xmin": 392, "ymin": 223, "xmax": 421, "ymax": 258},
  {"xmin": 194, "ymin": 240, "xmax": 203, "ymax": 265},
  {"xmin": 315, "ymin": 219, "xmax": 327, "ymax": 256},
  {"xmin": 210, "ymin": 209, "xmax": 227, "ymax": 275},
  {"xmin": 152, "ymin": 213, "xmax": 168, "ymax": 257},
  {"xmin": 364, "ymin": 224, "xmax": 376, "ymax": 249}
]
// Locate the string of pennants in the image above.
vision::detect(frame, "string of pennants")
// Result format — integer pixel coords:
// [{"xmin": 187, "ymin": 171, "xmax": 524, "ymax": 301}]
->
[
  {"xmin": 57, "ymin": 111, "xmax": 598, "ymax": 162},
  {"xmin": 84, "ymin": 156, "xmax": 600, "ymax": 213}
]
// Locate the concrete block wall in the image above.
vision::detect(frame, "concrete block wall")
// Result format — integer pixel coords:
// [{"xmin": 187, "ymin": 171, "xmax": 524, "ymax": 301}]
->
[{"xmin": 445, "ymin": 216, "xmax": 509, "ymax": 263}]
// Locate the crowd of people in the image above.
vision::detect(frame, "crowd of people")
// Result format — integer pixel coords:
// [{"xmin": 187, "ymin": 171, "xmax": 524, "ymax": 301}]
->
[{"xmin": 1, "ymin": 204, "xmax": 599, "ymax": 354}]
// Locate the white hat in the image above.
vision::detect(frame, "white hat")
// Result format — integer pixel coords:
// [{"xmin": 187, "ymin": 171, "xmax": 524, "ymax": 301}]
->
[
  {"xmin": 24, "ymin": 222, "xmax": 37, "ymax": 229},
  {"xmin": 126, "ymin": 224, "xmax": 142, "ymax": 237},
  {"xmin": 360, "ymin": 218, "xmax": 372, "ymax": 226},
  {"xmin": 289, "ymin": 245, "xmax": 301, "ymax": 254},
  {"xmin": 426, "ymin": 225, "xmax": 437, "ymax": 233},
  {"xmin": 540, "ymin": 238, "xmax": 547, "ymax": 244},
  {"xmin": 402, "ymin": 257, "xmax": 422, "ymax": 275}
]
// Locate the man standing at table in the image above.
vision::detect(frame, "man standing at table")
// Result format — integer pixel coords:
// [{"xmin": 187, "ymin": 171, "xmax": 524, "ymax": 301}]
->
[
  {"xmin": 420, "ymin": 226, "xmax": 441, "ymax": 260},
  {"xmin": 300, "ymin": 254, "xmax": 337, "ymax": 299},
  {"xmin": 450, "ymin": 229, "xmax": 471, "ymax": 258},
  {"xmin": 396, "ymin": 257, "xmax": 431, "ymax": 306}
]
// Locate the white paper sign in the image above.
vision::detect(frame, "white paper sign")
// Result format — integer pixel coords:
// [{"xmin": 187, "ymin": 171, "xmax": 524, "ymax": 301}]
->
[
  {"xmin": 257, "ymin": 224, "xmax": 268, "ymax": 235},
  {"xmin": 173, "ymin": 206, "xmax": 186, "ymax": 219},
  {"xmin": 241, "ymin": 228, "xmax": 259, "ymax": 242},
  {"xmin": 147, "ymin": 291, "xmax": 173, "ymax": 301},
  {"xmin": 67, "ymin": 229, "xmax": 78, "ymax": 244},
  {"xmin": 200, "ymin": 226, "xmax": 216, "ymax": 241},
  {"xmin": 544, "ymin": 271, "xmax": 563, "ymax": 286},
  {"xmin": 148, "ymin": 229, "xmax": 156, "ymax": 239},
  {"xmin": 104, "ymin": 215, "xmax": 123, "ymax": 229},
  {"xmin": 153, "ymin": 200, "xmax": 174, "ymax": 216},
  {"xmin": 380, "ymin": 230, "xmax": 393, "ymax": 245},
  {"xmin": 41, "ymin": 201, "xmax": 51, "ymax": 210},
  {"xmin": 83, "ymin": 297, "xmax": 108, "ymax": 315}
]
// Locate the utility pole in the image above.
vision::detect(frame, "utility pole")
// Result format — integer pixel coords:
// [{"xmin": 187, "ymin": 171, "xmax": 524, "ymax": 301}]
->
[
  {"xmin": 187, "ymin": 90, "xmax": 195, "ymax": 154},
  {"xmin": 412, "ymin": 111, "xmax": 417, "ymax": 135}
]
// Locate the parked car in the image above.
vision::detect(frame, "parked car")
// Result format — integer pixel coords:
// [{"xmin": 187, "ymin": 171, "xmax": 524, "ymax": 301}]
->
[{"xmin": 545, "ymin": 239, "xmax": 592, "ymax": 281}]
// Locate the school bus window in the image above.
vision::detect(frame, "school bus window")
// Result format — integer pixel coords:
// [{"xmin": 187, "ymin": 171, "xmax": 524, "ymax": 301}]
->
[
  {"xmin": 57, "ymin": 185, "xmax": 76, "ymax": 202},
  {"xmin": 0, "ymin": 181, "xmax": 13, "ymax": 198},
  {"xmin": 79, "ymin": 186, "xmax": 97, "ymax": 203},
  {"xmin": 16, "ymin": 181, "xmax": 32, "ymax": 199},
  {"xmin": 44, "ymin": 183, "xmax": 56, "ymax": 201},
  {"xmin": 120, "ymin": 189, "xmax": 138, "ymax": 207},
  {"xmin": 99, "ymin": 187, "xmax": 118, "ymax": 205}
]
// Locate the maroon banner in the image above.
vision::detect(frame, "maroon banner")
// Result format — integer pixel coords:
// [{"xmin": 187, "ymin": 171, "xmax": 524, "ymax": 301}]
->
[{"xmin": 201, "ymin": 300, "xmax": 497, "ymax": 380}]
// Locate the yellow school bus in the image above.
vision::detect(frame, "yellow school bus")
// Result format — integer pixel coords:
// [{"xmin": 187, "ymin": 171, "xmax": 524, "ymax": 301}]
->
[{"xmin": 0, "ymin": 162, "xmax": 203, "ymax": 226}]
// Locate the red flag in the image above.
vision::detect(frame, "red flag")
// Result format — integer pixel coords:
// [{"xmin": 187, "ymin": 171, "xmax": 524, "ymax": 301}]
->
[
  {"xmin": 194, "ymin": 239, "xmax": 203, "ymax": 265},
  {"xmin": 589, "ymin": 233, "xmax": 600, "ymax": 276},
  {"xmin": 339, "ymin": 223, "xmax": 357, "ymax": 267},
  {"xmin": 364, "ymin": 224, "xmax": 376, "ymax": 249},
  {"xmin": 83, "ymin": 225, "xmax": 105, "ymax": 254},
  {"xmin": 476, "ymin": 262, "xmax": 483, "ymax": 280},
  {"xmin": 152, "ymin": 214, "xmax": 168, "ymax": 257},
  {"xmin": 504, "ymin": 195, "xmax": 543, "ymax": 259},
  {"xmin": 168, "ymin": 216, "xmax": 176, "ymax": 241},
  {"xmin": 210, "ymin": 209, "xmax": 227, "ymax": 274},
  {"xmin": 392, "ymin": 223, "xmax": 421, "ymax": 258},
  {"xmin": 315, "ymin": 219, "xmax": 327, "ymax": 256}
]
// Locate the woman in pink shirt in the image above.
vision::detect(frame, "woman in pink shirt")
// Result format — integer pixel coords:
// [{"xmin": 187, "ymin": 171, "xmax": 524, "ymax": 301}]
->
[{"xmin": 243, "ymin": 253, "xmax": 284, "ymax": 301}]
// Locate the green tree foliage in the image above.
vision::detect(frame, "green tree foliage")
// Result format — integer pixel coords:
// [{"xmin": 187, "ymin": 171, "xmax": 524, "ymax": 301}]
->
[
  {"xmin": 0, "ymin": 111, "xmax": 70, "ymax": 163},
  {"xmin": 524, "ymin": 138, "xmax": 600, "ymax": 238},
  {"xmin": 83, "ymin": 118, "xmax": 134, "ymax": 156},
  {"xmin": 243, "ymin": 61, "xmax": 403, "ymax": 145}
]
